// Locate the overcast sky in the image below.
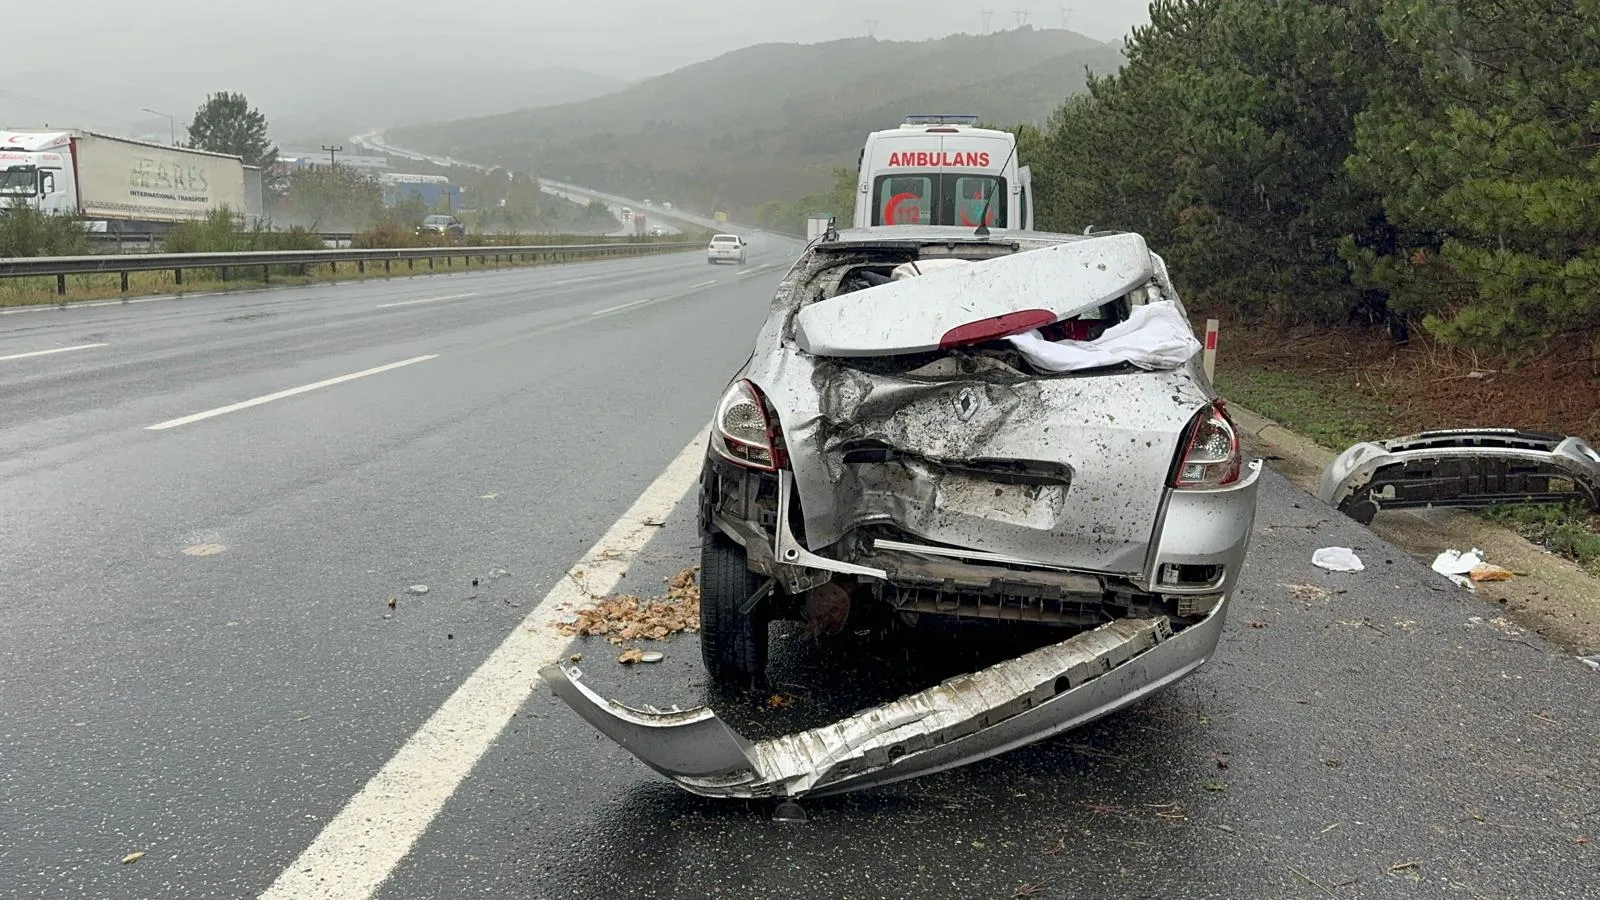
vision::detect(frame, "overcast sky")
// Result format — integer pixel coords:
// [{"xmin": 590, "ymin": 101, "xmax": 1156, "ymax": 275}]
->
[{"xmin": 6, "ymin": 0, "xmax": 1152, "ymax": 139}]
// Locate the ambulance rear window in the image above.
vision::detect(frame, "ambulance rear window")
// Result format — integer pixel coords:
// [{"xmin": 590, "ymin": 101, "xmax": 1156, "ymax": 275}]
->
[
  {"xmin": 871, "ymin": 174, "xmax": 1008, "ymax": 227},
  {"xmin": 877, "ymin": 176, "xmax": 933, "ymax": 226}
]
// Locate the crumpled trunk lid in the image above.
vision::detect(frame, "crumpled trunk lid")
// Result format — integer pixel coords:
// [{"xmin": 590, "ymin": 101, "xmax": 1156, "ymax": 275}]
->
[
  {"xmin": 794, "ymin": 234, "xmax": 1155, "ymax": 357},
  {"xmin": 756, "ymin": 356, "xmax": 1211, "ymax": 575}
]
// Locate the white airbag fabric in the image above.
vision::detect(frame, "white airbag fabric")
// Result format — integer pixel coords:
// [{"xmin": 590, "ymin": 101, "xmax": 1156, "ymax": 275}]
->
[{"xmin": 1005, "ymin": 301, "xmax": 1201, "ymax": 373}]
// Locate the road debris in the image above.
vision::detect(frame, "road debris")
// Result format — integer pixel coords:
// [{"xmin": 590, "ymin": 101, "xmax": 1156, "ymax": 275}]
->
[
  {"xmin": 1312, "ymin": 547, "xmax": 1364, "ymax": 572},
  {"xmin": 407, "ymin": 584, "xmax": 429, "ymax": 596},
  {"xmin": 120, "ymin": 852, "xmax": 145, "ymax": 865},
  {"xmin": 557, "ymin": 567, "xmax": 700, "ymax": 645},
  {"xmin": 1581, "ymin": 655, "xmax": 1599, "ymax": 671},
  {"xmin": 386, "ymin": 597, "xmax": 397, "ymax": 610},
  {"xmin": 1433, "ymin": 548, "xmax": 1495, "ymax": 590},
  {"xmin": 1470, "ymin": 563, "xmax": 1514, "ymax": 582},
  {"xmin": 1285, "ymin": 583, "xmax": 1334, "ymax": 602},
  {"xmin": 618, "ymin": 649, "xmax": 645, "ymax": 665},
  {"xmin": 639, "ymin": 651, "xmax": 665, "ymax": 663}
]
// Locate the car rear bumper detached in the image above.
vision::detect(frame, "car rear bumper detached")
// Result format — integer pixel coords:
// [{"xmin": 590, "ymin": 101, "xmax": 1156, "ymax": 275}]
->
[{"xmin": 539, "ymin": 595, "xmax": 1227, "ymax": 799}]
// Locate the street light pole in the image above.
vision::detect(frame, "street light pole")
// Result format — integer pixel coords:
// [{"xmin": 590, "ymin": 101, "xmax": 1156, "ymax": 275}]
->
[
  {"xmin": 142, "ymin": 108, "xmax": 176, "ymax": 145},
  {"xmin": 322, "ymin": 145, "xmax": 344, "ymax": 168}
]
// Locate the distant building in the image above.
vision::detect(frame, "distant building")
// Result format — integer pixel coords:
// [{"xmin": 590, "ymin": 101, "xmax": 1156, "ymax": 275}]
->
[{"xmin": 275, "ymin": 152, "xmax": 391, "ymax": 174}]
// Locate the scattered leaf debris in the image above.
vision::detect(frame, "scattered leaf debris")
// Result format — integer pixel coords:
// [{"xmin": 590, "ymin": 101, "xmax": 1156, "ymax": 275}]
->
[
  {"xmin": 558, "ymin": 567, "xmax": 700, "ymax": 645},
  {"xmin": 1249, "ymin": 620, "xmax": 1270, "ymax": 629},
  {"xmin": 1285, "ymin": 583, "xmax": 1333, "ymax": 602},
  {"xmin": 767, "ymin": 693, "xmax": 794, "ymax": 710},
  {"xmin": 1203, "ymin": 780, "xmax": 1227, "ymax": 792},
  {"xmin": 618, "ymin": 649, "xmax": 645, "ymax": 665},
  {"xmin": 120, "ymin": 852, "xmax": 145, "ymax": 865},
  {"xmin": 1388, "ymin": 861, "xmax": 1420, "ymax": 873},
  {"xmin": 386, "ymin": 597, "xmax": 397, "ymax": 611},
  {"xmin": 1013, "ymin": 881, "xmax": 1049, "ymax": 898},
  {"xmin": 569, "ymin": 654, "xmax": 583, "ymax": 663}
]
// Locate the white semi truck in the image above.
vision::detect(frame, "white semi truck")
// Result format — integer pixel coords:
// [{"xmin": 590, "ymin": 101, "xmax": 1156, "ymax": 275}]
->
[
  {"xmin": 851, "ymin": 114, "xmax": 1033, "ymax": 232},
  {"xmin": 0, "ymin": 130, "xmax": 259, "ymax": 232}
]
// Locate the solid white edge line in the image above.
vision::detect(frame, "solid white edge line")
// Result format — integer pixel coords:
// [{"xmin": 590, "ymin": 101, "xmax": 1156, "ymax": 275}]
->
[
  {"xmin": 145, "ymin": 355, "xmax": 439, "ymax": 431},
  {"xmin": 259, "ymin": 429, "xmax": 710, "ymax": 900},
  {"xmin": 0, "ymin": 342, "xmax": 109, "ymax": 362},
  {"xmin": 374, "ymin": 293, "xmax": 478, "ymax": 309}
]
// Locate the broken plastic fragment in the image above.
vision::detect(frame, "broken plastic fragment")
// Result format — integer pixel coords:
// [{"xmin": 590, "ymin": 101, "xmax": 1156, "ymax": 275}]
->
[
  {"xmin": 539, "ymin": 614, "xmax": 1215, "ymax": 799},
  {"xmin": 1312, "ymin": 547, "xmax": 1364, "ymax": 572},
  {"xmin": 407, "ymin": 584, "xmax": 430, "ymax": 596}
]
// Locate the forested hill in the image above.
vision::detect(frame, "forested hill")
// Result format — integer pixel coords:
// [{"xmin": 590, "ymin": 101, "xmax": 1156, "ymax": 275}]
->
[{"xmin": 388, "ymin": 27, "xmax": 1124, "ymax": 219}]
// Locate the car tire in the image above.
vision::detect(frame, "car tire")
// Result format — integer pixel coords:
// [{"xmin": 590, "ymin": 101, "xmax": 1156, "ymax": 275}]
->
[{"xmin": 700, "ymin": 534, "xmax": 770, "ymax": 690}]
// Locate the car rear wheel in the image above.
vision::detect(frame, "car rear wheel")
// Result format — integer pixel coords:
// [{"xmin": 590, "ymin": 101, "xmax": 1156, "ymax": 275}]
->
[{"xmin": 700, "ymin": 534, "xmax": 770, "ymax": 690}]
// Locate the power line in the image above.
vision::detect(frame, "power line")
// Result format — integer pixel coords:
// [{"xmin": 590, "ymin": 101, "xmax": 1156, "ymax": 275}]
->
[{"xmin": 981, "ymin": 9, "xmax": 995, "ymax": 34}]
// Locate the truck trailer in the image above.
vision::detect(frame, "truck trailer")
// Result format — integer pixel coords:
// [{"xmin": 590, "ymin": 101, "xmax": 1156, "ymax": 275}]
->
[{"xmin": 0, "ymin": 130, "xmax": 253, "ymax": 232}]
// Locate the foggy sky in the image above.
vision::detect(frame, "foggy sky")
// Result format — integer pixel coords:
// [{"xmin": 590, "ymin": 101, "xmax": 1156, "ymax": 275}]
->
[{"xmin": 8, "ymin": 1, "xmax": 1152, "ymax": 140}]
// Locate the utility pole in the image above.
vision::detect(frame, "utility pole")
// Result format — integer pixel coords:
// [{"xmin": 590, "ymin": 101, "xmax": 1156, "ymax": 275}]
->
[
  {"xmin": 865, "ymin": 19, "xmax": 879, "ymax": 38},
  {"xmin": 142, "ymin": 108, "xmax": 176, "ymax": 145},
  {"xmin": 1013, "ymin": 8, "xmax": 1031, "ymax": 27},
  {"xmin": 322, "ymin": 145, "xmax": 343, "ymax": 169},
  {"xmin": 981, "ymin": 9, "xmax": 995, "ymax": 34}
]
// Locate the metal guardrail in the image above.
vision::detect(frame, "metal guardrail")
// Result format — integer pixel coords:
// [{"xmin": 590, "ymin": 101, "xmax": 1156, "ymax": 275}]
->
[{"xmin": 0, "ymin": 241, "xmax": 703, "ymax": 298}]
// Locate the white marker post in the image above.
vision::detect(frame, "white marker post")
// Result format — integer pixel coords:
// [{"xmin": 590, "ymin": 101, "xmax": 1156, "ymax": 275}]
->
[{"xmin": 1203, "ymin": 319, "xmax": 1219, "ymax": 382}]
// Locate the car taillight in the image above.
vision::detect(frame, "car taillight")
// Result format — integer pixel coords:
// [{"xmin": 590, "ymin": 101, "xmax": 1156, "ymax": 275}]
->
[
  {"xmin": 1171, "ymin": 400, "xmax": 1242, "ymax": 489},
  {"xmin": 711, "ymin": 379, "xmax": 789, "ymax": 471}
]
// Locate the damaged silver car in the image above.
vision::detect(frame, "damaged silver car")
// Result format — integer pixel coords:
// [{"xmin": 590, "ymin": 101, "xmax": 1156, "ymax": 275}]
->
[{"xmin": 543, "ymin": 226, "xmax": 1264, "ymax": 799}]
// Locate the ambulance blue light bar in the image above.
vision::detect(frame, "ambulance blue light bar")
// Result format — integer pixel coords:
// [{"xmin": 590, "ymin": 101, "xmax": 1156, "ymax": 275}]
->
[{"xmin": 903, "ymin": 114, "xmax": 980, "ymax": 127}]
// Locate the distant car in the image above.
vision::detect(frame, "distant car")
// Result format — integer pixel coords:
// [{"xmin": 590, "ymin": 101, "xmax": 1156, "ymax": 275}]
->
[
  {"xmin": 707, "ymin": 233, "xmax": 747, "ymax": 264},
  {"xmin": 417, "ymin": 215, "xmax": 465, "ymax": 238},
  {"xmin": 650, "ymin": 225, "xmax": 664, "ymax": 237}
]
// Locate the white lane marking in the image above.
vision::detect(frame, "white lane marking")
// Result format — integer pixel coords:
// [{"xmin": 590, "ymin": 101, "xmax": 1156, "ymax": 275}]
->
[
  {"xmin": 145, "ymin": 355, "xmax": 439, "ymax": 431},
  {"xmin": 589, "ymin": 297, "xmax": 654, "ymax": 317},
  {"xmin": 374, "ymin": 293, "xmax": 478, "ymax": 309},
  {"xmin": 0, "ymin": 342, "xmax": 109, "ymax": 362},
  {"xmin": 588, "ymin": 276, "xmax": 730, "ymax": 318},
  {"xmin": 260, "ymin": 431, "xmax": 708, "ymax": 900}
]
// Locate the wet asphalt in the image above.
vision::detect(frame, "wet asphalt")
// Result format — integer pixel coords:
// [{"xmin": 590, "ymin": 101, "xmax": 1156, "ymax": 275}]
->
[{"xmin": 2, "ymin": 237, "xmax": 1597, "ymax": 899}]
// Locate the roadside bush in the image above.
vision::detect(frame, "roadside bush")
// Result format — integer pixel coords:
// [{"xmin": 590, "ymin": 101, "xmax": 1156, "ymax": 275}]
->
[
  {"xmin": 0, "ymin": 204, "xmax": 90, "ymax": 257},
  {"xmin": 165, "ymin": 206, "xmax": 324, "ymax": 280},
  {"xmin": 352, "ymin": 221, "xmax": 421, "ymax": 249}
]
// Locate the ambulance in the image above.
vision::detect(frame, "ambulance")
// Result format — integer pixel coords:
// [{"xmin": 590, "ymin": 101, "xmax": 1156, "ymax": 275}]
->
[{"xmin": 851, "ymin": 115, "xmax": 1033, "ymax": 231}]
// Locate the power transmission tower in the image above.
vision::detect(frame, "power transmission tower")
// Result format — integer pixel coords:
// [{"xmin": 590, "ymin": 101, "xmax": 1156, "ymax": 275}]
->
[
  {"xmin": 1059, "ymin": 5, "xmax": 1072, "ymax": 30},
  {"xmin": 865, "ymin": 19, "xmax": 879, "ymax": 38},
  {"xmin": 981, "ymin": 9, "xmax": 995, "ymax": 34},
  {"xmin": 1013, "ymin": 8, "xmax": 1031, "ymax": 27}
]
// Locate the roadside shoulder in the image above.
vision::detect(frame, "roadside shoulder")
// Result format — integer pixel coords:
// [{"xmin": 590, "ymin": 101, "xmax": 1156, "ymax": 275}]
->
[{"xmin": 1230, "ymin": 401, "xmax": 1600, "ymax": 656}]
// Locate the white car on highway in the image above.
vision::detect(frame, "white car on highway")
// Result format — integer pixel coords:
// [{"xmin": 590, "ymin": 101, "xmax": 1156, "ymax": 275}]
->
[{"xmin": 707, "ymin": 234, "xmax": 747, "ymax": 265}]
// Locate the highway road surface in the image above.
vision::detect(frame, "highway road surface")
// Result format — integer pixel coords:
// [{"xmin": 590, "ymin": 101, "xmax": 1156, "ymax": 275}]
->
[{"xmin": 0, "ymin": 234, "xmax": 1595, "ymax": 899}]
